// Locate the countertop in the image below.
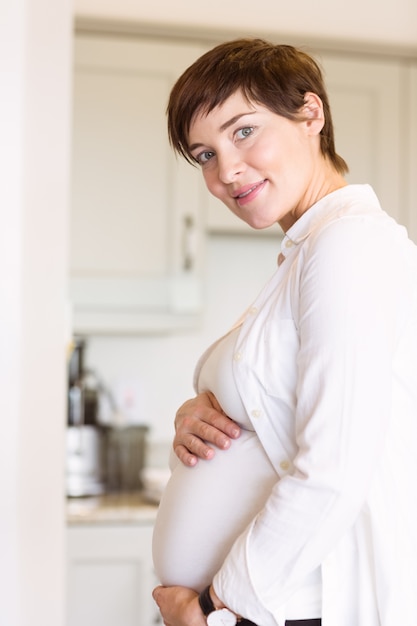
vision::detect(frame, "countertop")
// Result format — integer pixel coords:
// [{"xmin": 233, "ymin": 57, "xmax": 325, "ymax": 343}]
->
[{"xmin": 67, "ymin": 491, "xmax": 159, "ymax": 525}]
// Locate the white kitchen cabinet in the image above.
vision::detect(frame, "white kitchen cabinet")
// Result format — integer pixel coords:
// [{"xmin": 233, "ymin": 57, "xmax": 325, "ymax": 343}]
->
[
  {"xmin": 319, "ymin": 52, "xmax": 403, "ymax": 223},
  {"xmin": 70, "ymin": 35, "xmax": 205, "ymax": 334},
  {"xmin": 206, "ymin": 51, "xmax": 404, "ymax": 235},
  {"xmin": 67, "ymin": 524, "xmax": 161, "ymax": 626}
]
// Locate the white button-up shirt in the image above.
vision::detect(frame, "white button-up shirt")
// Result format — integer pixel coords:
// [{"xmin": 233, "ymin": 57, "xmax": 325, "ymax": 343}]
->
[{"xmin": 207, "ymin": 185, "xmax": 417, "ymax": 626}]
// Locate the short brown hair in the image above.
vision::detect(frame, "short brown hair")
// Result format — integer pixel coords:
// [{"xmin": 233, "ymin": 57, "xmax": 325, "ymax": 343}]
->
[{"xmin": 167, "ymin": 38, "xmax": 348, "ymax": 174}]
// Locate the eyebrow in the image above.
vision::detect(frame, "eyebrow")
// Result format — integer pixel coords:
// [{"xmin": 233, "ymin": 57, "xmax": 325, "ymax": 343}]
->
[{"xmin": 188, "ymin": 111, "xmax": 256, "ymax": 152}]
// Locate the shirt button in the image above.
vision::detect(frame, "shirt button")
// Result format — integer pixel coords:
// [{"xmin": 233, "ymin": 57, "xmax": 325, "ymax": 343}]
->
[
  {"xmin": 248, "ymin": 306, "xmax": 258, "ymax": 315},
  {"xmin": 251, "ymin": 409, "xmax": 262, "ymax": 419},
  {"xmin": 233, "ymin": 351, "xmax": 243, "ymax": 362},
  {"xmin": 280, "ymin": 460, "xmax": 290, "ymax": 471},
  {"xmin": 285, "ymin": 239, "xmax": 294, "ymax": 249}
]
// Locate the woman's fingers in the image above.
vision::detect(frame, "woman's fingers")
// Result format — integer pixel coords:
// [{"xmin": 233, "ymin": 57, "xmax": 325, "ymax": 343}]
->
[{"xmin": 173, "ymin": 392, "xmax": 241, "ymax": 464}]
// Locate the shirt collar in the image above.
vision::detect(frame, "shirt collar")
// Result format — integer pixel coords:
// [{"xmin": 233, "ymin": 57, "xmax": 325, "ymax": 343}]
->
[{"xmin": 278, "ymin": 184, "xmax": 381, "ymax": 264}]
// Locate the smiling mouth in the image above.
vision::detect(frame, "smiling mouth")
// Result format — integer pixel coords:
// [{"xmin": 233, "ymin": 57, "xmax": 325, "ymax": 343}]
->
[{"xmin": 234, "ymin": 180, "xmax": 266, "ymax": 199}]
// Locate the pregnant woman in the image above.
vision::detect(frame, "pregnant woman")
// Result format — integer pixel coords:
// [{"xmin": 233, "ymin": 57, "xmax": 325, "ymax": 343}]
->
[
  {"xmin": 153, "ymin": 321, "xmax": 322, "ymax": 620},
  {"xmin": 152, "ymin": 38, "xmax": 417, "ymax": 626}
]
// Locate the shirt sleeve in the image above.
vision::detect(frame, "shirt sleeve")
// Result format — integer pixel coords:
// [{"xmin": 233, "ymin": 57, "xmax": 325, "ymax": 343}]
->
[{"xmin": 213, "ymin": 214, "xmax": 403, "ymax": 624}]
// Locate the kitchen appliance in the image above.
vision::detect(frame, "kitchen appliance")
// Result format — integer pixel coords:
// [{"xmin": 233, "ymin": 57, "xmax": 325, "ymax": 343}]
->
[
  {"xmin": 66, "ymin": 425, "xmax": 106, "ymax": 497},
  {"xmin": 66, "ymin": 339, "xmax": 106, "ymax": 497}
]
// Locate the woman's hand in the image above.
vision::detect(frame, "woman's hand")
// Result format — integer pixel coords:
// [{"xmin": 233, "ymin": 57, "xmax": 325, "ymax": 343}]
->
[
  {"xmin": 174, "ymin": 391, "xmax": 241, "ymax": 466},
  {"xmin": 152, "ymin": 585, "xmax": 206, "ymax": 626}
]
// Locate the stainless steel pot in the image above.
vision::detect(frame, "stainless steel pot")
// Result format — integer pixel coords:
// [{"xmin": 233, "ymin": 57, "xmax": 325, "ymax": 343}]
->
[{"xmin": 105, "ymin": 425, "xmax": 149, "ymax": 492}]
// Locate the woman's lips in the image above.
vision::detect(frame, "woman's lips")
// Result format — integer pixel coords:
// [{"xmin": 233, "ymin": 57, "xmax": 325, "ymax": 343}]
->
[{"xmin": 233, "ymin": 180, "xmax": 267, "ymax": 206}]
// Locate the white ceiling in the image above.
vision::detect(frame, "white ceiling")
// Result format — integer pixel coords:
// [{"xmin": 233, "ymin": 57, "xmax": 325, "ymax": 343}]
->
[{"xmin": 74, "ymin": 0, "xmax": 417, "ymax": 49}]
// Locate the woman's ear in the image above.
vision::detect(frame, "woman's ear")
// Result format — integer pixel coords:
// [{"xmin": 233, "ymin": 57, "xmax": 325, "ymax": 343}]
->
[{"xmin": 302, "ymin": 92, "xmax": 325, "ymax": 135}]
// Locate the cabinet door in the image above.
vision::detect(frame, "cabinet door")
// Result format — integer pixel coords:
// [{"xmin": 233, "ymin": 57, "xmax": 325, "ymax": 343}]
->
[
  {"xmin": 67, "ymin": 525, "xmax": 160, "ymax": 626},
  {"xmin": 70, "ymin": 36, "xmax": 204, "ymax": 334},
  {"xmin": 319, "ymin": 53, "xmax": 402, "ymax": 222},
  {"xmin": 206, "ymin": 52, "xmax": 403, "ymax": 234}
]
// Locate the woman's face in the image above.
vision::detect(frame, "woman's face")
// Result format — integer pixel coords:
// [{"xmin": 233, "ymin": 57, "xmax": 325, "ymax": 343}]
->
[{"xmin": 188, "ymin": 90, "xmax": 338, "ymax": 231}]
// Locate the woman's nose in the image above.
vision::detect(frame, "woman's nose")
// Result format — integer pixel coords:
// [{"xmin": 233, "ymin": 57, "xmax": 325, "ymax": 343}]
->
[{"xmin": 217, "ymin": 152, "xmax": 244, "ymax": 184}]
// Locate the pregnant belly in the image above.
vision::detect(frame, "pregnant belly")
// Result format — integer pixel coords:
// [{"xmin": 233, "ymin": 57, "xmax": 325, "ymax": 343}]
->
[{"xmin": 152, "ymin": 429, "xmax": 277, "ymax": 591}]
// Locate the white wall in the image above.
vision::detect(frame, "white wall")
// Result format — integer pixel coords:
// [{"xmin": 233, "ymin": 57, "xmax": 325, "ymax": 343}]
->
[
  {"xmin": 0, "ymin": 1, "xmax": 72, "ymax": 624},
  {"xmin": 73, "ymin": 0, "xmax": 417, "ymax": 48}
]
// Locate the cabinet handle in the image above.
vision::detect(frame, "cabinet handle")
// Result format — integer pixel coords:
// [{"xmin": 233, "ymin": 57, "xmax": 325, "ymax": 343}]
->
[{"xmin": 182, "ymin": 214, "xmax": 195, "ymax": 271}]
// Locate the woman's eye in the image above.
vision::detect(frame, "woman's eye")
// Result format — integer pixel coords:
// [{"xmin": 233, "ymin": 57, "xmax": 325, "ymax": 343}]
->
[
  {"xmin": 236, "ymin": 126, "xmax": 253, "ymax": 139},
  {"xmin": 196, "ymin": 150, "xmax": 215, "ymax": 165}
]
